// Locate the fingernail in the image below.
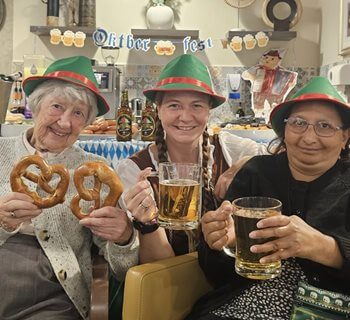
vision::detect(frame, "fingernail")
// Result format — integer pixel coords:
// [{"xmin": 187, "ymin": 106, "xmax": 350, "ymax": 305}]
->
[
  {"xmin": 249, "ymin": 231, "xmax": 257, "ymax": 238},
  {"xmin": 250, "ymin": 246, "xmax": 258, "ymax": 253}
]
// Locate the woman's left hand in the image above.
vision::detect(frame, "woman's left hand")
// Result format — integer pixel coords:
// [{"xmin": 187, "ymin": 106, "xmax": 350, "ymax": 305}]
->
[
  {"xmin": 249, "ymin": 214, "xmax": 329, "ymax": 264},
  {"xmin": 79, "ymin": 206, "xmax": 133, "ymax": 245}
]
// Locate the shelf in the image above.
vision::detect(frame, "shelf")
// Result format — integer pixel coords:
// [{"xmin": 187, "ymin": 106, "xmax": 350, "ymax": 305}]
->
[
  {"xmin": 226, "ymin": 30, "xmax": 296, "ymax": 41},
  {"xmin": 30, "ymin": 25, "xmax": 96, "ymax": 36},
  {"xmin": 131, "ymin": 28, "xmax": 199, "ymax": 40}
]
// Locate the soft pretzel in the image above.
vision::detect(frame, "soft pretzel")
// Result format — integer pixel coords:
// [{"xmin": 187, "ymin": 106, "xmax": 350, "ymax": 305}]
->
[
  {"xmin": 10, "ymin": 155, "xmax": 70, "ymax": 208},
  {"xmin": 70, "ymin": 161, "xmax": 123, "ymax": 219}
]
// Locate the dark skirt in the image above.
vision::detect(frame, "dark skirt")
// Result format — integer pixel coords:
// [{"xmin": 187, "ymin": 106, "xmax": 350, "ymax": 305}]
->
[{"xmin": 0, "ymin": 233, "xmax": 82, "ymax": 320}]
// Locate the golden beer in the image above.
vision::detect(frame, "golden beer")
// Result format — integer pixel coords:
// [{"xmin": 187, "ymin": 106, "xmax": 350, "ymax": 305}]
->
[{"xmin": 158, "ymin": 178, "xmax": 200, "ymax": 230}]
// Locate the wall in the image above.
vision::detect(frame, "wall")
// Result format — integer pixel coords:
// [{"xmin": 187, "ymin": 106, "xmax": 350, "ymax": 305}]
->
[
  {"xmin": 10, "ymin": 0, "xmax": 323, "ymax": 69},
  {"xmin": 319, "ymin": 0, "xmax": 342, "ymax": 66},
  {"xmin": 0, "ymin": 0, "xmax": 13, "ymax": 74},
  {"xmin": 2, "ymin": 0, "xmax": 326, "ymax": 123}
]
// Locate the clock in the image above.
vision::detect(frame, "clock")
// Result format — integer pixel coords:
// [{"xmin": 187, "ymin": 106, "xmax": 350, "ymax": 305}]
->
[
  {"xmin": 224, "ymin": 0, "xmax": 256, "ymax": 9},
  {"xmin": 0, "ymin": 0, "xmax": 5, "ymax": 31}
]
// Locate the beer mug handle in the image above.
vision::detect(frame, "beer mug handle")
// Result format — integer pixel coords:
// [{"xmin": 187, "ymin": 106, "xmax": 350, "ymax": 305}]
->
[{"xmin": 223, "ymin": 245, "xmax": 236, "ymax": 258}]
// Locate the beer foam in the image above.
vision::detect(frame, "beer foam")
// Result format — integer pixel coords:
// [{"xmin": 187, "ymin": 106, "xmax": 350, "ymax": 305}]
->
[{"xmin": 235, "ymin": 209, "xmax": 279, "ymax": 219}]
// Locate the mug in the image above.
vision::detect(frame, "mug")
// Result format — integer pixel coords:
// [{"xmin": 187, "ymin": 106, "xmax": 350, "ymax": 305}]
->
[
  {"xmin": 224, "ymin": 196, "xmax": 282, "ymax": 280},
  {"xmin": 158, "ymin": 162, "xmax": 201, "ymax": 230}
]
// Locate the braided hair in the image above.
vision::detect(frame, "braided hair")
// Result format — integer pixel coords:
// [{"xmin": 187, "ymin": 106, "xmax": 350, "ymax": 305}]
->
[{"xmin": 154, "ymin": 92, "xmax": 214, "ymax": 213}]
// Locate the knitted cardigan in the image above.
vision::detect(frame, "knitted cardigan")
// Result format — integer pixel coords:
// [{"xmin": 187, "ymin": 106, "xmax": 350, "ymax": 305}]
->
[{"xmin": 0, "ymin": 134, "xmax": 139, "ymax": 319}]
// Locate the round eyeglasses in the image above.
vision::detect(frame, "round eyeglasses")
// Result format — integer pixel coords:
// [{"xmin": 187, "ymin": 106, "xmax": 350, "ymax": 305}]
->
[{"xmin": 284, "ymin": 117, "xmax": 343, "ymax": 137}]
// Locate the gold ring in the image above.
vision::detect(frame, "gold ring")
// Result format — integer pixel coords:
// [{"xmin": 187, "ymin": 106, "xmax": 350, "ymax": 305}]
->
[{"xmin": 139, "ymin": 202, "xmax": 149, "ymax": 210}]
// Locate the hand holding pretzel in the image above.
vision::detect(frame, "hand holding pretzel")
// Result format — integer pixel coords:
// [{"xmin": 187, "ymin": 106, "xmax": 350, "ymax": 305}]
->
[
  {"xmin": 70, "ymin": 161, "xmax": 124, "ymax": 220},
  {"xmin": 10, "ymin": 155, "xmax": 70, "ymax": 209}
]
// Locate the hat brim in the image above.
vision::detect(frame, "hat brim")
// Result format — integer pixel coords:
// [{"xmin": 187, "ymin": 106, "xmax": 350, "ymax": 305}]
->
[
  {"xmin": 23, "ymin": 76, "xmax": 109, "ymax": 117},
  {"xmin": 143, "ymin": 83, "xmax": 226, "ymax": 109},
  {"xmin": 270, "ymin": 96, "xmax": 350, "ymax": 136}
]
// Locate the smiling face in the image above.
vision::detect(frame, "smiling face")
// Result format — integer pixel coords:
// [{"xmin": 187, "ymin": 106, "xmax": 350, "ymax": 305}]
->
[
  {"xmin": 157, "ymin": 91, "xmax": 211, "ymax": 146},
  {"xmin": 284, "ymin": 101, "xmax": 350, "ymax": 180},
  {"xmin": 30, "ymin": 94, "xmax": 90, "ymax": 153}
]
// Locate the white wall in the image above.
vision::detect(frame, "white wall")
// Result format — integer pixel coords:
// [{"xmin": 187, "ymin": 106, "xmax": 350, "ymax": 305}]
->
[
  {"xmin": 0, "ymin": 0, "xmax": 13, "ymax": 74},
  {"xmin": 6, "ymin": 0, "xmax": 331, "ymax": 69},
  {"xmin": 319, "ymin": 0, "xmax": 343, "ymax": 65}
]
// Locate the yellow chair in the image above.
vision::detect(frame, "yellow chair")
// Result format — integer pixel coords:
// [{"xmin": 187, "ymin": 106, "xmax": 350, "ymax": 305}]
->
[{"xmin": 122, "ymin": 252, "xmax": 213, "ymax": 320}]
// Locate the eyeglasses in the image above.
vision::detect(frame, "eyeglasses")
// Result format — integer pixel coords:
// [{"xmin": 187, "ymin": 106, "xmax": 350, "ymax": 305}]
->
[{"xmin": 284, "ymin": 117, "xmax": 343, "ymax": 137}]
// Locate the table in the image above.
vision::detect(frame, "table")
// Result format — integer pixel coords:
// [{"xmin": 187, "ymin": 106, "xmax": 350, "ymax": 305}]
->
[{"xmin": 76, "ymin": 138, "xmax": 151, "ymax": 168}]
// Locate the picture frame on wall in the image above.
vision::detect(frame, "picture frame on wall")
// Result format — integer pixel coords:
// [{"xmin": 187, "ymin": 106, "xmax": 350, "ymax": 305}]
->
[{"xmin": 340, "ymin": 0, "xmax": 350, "ymax": 55}]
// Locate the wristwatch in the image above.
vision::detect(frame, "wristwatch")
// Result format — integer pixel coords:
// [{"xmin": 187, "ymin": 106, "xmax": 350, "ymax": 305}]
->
[{"xmin": 132, "ymin": 218, "xmax": 159, "ymax": 234}]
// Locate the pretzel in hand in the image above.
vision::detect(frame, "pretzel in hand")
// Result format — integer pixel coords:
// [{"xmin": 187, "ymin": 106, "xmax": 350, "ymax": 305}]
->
[
  {"xmin": 70, "ymin": 161, "xmax": 123, "ymax": 219},
  {"xmin": 10, "ymin": 155, "xmax": 70, "ymax": 208}
]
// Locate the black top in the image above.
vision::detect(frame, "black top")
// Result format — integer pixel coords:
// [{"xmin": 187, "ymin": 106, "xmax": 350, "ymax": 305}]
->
[{"xmin": 195, "ymin": 152, "xmax": 350, "ymax": 313}]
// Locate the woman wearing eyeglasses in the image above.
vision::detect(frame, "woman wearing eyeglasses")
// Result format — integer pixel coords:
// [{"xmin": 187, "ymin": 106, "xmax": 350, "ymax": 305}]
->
[{"xmin": 187, "ymin": 77, "xmax": 350, "ymax": 320}]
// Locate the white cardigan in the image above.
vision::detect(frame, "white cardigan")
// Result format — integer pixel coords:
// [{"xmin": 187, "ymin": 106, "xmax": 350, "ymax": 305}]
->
[{"xmin": 0, "ymin": 133, "xmax": 139, "ymax": 319}]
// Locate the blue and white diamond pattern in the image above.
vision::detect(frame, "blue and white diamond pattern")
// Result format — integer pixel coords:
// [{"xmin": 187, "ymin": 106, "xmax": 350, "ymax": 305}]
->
[{"xmin": 76, "ymin": 139, "xmax": 151, "ymax": 168}]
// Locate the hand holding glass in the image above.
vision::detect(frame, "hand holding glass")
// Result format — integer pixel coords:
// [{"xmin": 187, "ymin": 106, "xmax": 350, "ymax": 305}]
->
[
  {"xmin": 224, "ymin": 196, "xmax": 282, "ymax": 280},
  {"xmin": 158, "ymin": 162, "xmax": 201, "ymax": 230}
]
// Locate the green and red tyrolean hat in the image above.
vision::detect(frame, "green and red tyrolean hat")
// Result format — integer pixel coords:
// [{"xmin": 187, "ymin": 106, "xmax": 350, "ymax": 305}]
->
[
  {"xmin": 270, "ymin": 76, "xmax": 350, "ymax": 136},
  {"xmin": 143, "ymin": 54, "xmax": 225, "ymax": 108},
  {"xmin": 23, "ymin": 55, "xmax": 109, "ymax": 116}
]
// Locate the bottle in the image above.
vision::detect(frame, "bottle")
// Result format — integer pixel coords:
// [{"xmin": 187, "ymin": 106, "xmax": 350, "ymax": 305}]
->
[
  {"xmin": 236, "ymin": 103, "xmax": 245, "ymax": 118},
  {"xmin": 79, "ymin": 0, "xmax": 96, "ymax": 27},
  {"xmin": 116, "ymin": 90, "xmax": 132, "ymax": 141},
  {"xmin": 141, "ymin": 100, "xmax": 157, "ymax": 141},
  {"xmin": 46, "ymin": 0, "xmax": 60, "ymax": 27}
]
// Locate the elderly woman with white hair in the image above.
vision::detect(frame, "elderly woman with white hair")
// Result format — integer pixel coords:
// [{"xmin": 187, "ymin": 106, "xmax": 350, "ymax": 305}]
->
[{"xmin": 0, "ymin": 56, "xmax": 137, "ymax": 320}]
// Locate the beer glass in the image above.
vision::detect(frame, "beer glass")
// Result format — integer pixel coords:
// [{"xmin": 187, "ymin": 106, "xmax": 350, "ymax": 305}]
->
[
  {"xmin": 158, "ymin": 162, "xmax": 201, "ymax": 230},
  {"xmin": 225, "ymin": 196, "xmax": 282, "ymax": 280}
]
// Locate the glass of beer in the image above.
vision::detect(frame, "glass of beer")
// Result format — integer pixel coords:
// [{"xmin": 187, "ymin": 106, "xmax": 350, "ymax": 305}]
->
[
  {"xmin": 158, "ymin": 162, "xmax": 201, "ymax": 230},
  {"xmin": 226, "ymin": 196, "xmax": 282, "ymax": 280}
]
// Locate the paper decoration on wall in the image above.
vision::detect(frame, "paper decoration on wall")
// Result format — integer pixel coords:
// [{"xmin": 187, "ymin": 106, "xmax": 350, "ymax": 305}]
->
[
  {"xmin": 242, "ymin": 48, "xmax": 297, "ymax": 121},
  {"xmin": 255, "ymin": 32, "xmax": 269, "ymax": 47},
  {"xmin": 50, "ymin": 28, "xmax": 62, "ymax": 45},
  {"xmin": 230, "ymin": 32, "xmax": 269, "ymax": 52},
  {"xmin": 73, "ymin": 31, "xmax": 86, "ymax": 48},
  {"xmin": 243, "ymin": 34, "xmax": 256, "ymax": 50},
  {"xmin": 154, "ymin": 40, "xmax": 176, "ymax": 55},
  {"xmin": 230, "ymin": 36, "xmax": 243, "ymax": 52},
  {"xmin": 92, "ymin": 29, "xmax": 213, "ymax": 54},
  {"xmin": 49, "ymin": 29, "xmax": 86, "ymax": 47}
]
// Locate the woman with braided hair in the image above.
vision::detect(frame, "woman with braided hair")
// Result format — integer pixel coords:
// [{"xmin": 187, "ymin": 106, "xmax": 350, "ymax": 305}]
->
[{"xmin": 116, "ymin": 54, "xmax": 256, "ymax": 263}]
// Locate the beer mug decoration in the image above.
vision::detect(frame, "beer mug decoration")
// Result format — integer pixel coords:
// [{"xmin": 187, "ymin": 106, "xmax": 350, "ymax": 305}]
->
[
  {"xmin": 224, "ymin": 196, "xmax": 282, "ymax": 280},
  {"xmin": 158, "ymin": 162, "xmax": 201, "ymax": 230}
]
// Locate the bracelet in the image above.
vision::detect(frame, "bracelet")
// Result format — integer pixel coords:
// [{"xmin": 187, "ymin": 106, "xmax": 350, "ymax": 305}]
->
[{"xmin": 132, "ymin": 218, "xmax": 159, "ymax": 235}]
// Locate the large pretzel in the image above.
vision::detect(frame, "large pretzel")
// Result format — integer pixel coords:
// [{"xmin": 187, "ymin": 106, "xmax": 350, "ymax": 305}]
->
[
  {"xmin": 70, "ymin": 161, "xmax": 123, "ymax": 220},
  {"xmin": 10, "ymin": 155, "xmax": 70, "ymax": 208}
]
